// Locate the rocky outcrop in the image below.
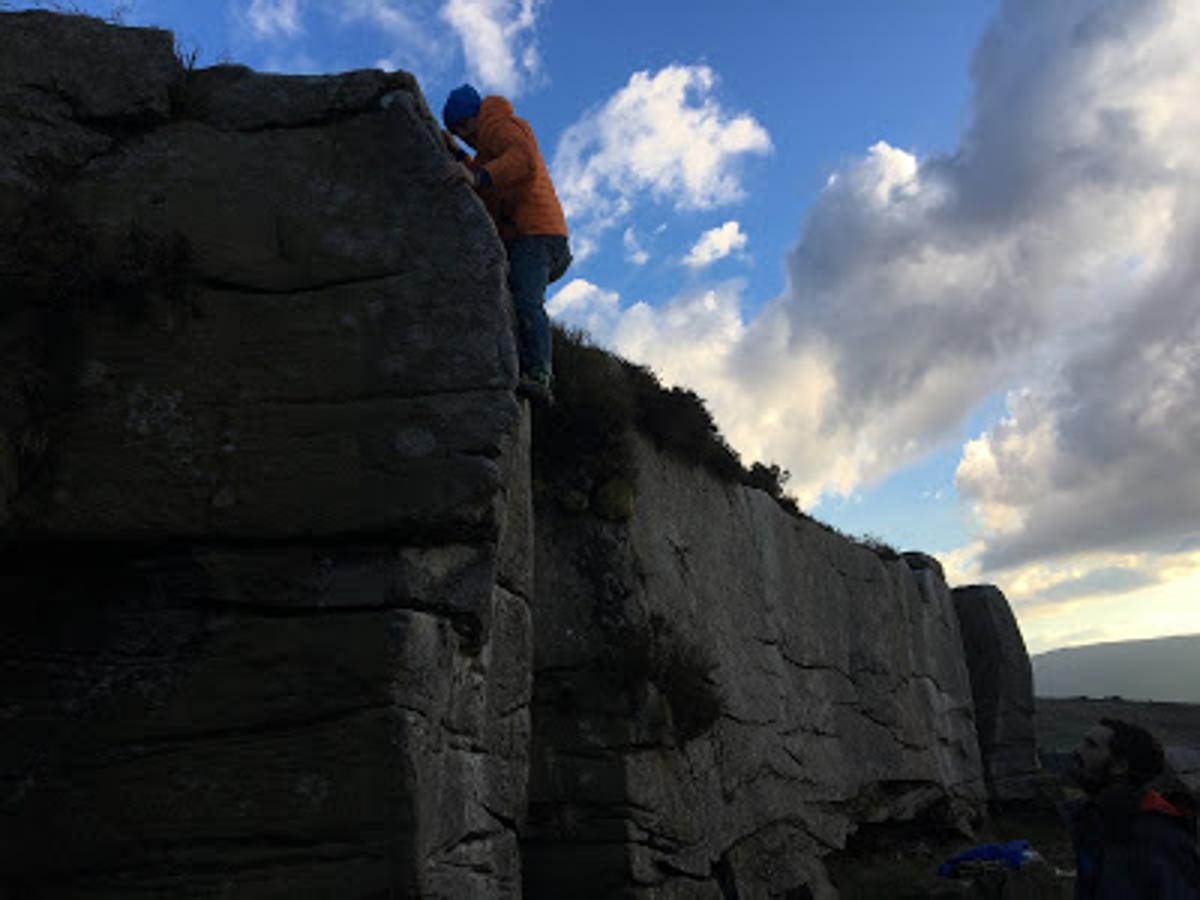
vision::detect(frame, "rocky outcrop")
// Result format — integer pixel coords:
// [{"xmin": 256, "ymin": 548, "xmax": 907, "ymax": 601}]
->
[
  {"xmin": 952, "ymin": 585, "xmax": 1040, "ymax": 804},
  {"xmin": 524, "ymin": 438, "xmax": 986, "ymax": 898},
  {"xmin": 1, "ymin": 12, "xmax": 531, "ymax": 899},
  {"xmin": 1, "ymin": 12, "xmax": 1041, "ymax": 900}
]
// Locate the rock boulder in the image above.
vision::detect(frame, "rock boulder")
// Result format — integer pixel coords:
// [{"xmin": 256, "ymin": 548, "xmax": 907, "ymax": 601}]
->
[
  {"xmin": 1, "ymin": 12, "xmax": 531, "ymax": 899},
  {"xmin": 952, "ymin": 585, "xmax": 1041, "ymax": 805}
]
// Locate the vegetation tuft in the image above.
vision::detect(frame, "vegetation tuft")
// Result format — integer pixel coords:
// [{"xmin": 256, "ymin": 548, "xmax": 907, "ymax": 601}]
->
[
  {"xmin": 534, "ymin": 326, "xmax": 910, "ymax": 561},
  {"xmin": 858, "ymin": 533, "xmax": 901, "ymax": 561},
  {"xmin": 533, "ymin": 325, "xmax": 800, "ymax": 520},
  {"xmin": 613, "ymin": 613, "xmax": 723, "ymax": 744}
]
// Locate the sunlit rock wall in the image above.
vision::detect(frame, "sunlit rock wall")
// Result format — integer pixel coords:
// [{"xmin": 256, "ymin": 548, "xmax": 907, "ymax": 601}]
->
[{"xmin": 524, "ymin": 437, "xmax": 987, "ymax": 899}]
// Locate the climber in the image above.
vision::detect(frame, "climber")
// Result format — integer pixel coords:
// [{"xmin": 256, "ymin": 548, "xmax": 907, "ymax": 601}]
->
[
  {"xmin": 1062, "ymin": 718, "xmax": 1200, "ymax": 898},
  {"xmin": 441, "ymin": 83, "xmax": 571, "ymax": 406}
]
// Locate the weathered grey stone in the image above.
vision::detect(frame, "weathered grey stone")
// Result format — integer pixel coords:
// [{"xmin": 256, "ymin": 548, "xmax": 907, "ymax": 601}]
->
[
  {"xmin": 952, "ymin": 585, "xmax": 1040, "ymax": 804},
  {"xmin": 2, "ymin": 44, "xmax": 516, "ymax": 542},
  {"xmin": 0, "ymin": 13, "xmax": 176, "ymax": 200},
  {"xmin": 525, "ymin": 435, "xmax": 986, "ymax": 898},
  {"xmin": 0, "ymin": 568, "xmax": 533, "ymax": 898},
  {"xmin": 22, "ymin": 370, "xmax": 519, "ymax": 540},
  {"xmin": 0, "ymin": 12, "xmax": 179, "ymax": 122},
  {"xmin": 496, "ymin": 403, "xmax": 534, "ymax": 600},
  {"xmin": 62, "ymin": 111, "xmax": 501, "ymax": 292},
  {"xmin": 0, "ymin": 588, "xmax": 421, "ymax": 894},
  {"xmin": 1, "ymin": 13, "xmax": 532, "ymax": 900},
  {"xmin": 178, "ymin": 66, "xmax": 424, "ymax": 133}
]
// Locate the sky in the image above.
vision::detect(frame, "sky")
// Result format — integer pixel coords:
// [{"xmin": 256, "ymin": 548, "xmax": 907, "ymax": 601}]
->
[{"xmin": 13, "ymin": 0, "xmax": 1200, "ymax": 655}]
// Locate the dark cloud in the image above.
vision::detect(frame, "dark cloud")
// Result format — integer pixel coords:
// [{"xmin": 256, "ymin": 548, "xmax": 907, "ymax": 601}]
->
[{"xmin": 1022, "ymin": 566, "xmax": 1161, "ymax": 607}]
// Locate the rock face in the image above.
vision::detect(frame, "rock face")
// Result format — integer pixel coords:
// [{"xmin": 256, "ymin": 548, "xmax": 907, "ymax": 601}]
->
[
  {"xmin": 1, "ymin": 12, "xmax": 531, "ymax": 899},
  {"xmin": 952, "ymin": 585, "xmax": 1040, "ymax": 804},
  {"xmin": 524, "ymin": 438, "xmax": 986, "ymax": 898},
  {"xmin": 1, "ymin": 12, "xmax": 1040, "ymax": 900}
]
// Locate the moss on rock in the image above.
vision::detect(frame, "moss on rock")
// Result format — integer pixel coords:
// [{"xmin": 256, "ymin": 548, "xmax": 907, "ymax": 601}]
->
[{"xmin": 593, "ymin": 477, "xmax": 635, "ymax": 523}]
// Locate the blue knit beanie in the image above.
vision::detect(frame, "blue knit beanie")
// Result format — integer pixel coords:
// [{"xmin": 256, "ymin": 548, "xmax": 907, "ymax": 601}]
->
[{"xmin": 443, "ymin": 84, "xmax": 481, "ymax": 128}]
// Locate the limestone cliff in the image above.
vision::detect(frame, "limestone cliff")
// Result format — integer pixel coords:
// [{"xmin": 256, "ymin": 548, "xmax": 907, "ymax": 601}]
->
[
  {"xmin": 525, "ymin": 438, "xmax": 985, "ymax": 898},
  {"xmin": 0, "ymin": 13, "xmax": 1036, "ymax": 900},
  {"xmin": 2, "ymin": 12, "xmax": 532, "ymax": 898}
]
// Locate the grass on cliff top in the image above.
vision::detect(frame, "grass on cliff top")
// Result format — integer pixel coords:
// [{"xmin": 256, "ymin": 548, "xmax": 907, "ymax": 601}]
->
[
  {"xmin": 534, "ymin": 326, "xmax": 902, "ymax": 559},
  {"xmin": 533, "ymin": 324, "xmax": 802, "ymax": 516}
]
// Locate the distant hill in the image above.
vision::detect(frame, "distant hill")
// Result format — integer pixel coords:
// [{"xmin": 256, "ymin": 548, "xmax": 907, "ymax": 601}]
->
[{"xmin": 1032, "ymin": 634, "xmax": 1200, "ymax": 703}]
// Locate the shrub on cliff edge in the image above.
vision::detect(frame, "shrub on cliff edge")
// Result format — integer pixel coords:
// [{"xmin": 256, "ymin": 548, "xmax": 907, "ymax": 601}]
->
[{"xmin": 533, "ymin": 325, "xmax": 800, "ymax": 521}]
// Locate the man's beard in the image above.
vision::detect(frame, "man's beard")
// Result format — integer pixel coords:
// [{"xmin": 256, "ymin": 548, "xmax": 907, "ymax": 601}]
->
[{"xmin": 1071, "ymin": 755, "xmax": 1115, "ymax": 794}]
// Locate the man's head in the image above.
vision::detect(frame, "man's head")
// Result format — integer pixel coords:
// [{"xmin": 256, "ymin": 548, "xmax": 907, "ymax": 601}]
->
[
  {"xmin": 443, "ymin": 84, "xmax": 481, "ymax": 146},
  {"xmin": 1072, "ymin": 719, "xmax": 1165, "ymax": 794}
]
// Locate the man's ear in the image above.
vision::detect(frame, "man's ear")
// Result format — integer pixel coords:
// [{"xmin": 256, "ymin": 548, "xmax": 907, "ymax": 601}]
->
[{"xmin": 1110, "ymin": 756, "xmax": 1130, "ymax": 778}]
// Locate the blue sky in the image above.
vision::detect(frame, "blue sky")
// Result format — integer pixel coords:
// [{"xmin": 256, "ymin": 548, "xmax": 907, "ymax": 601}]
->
[{"xmin": 15, "ymin": 0, "xmax": 1200, "ymax": 655}]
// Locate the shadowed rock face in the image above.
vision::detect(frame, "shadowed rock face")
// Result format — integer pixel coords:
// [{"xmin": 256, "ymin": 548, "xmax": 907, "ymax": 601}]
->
[
  {"xmin": 524, "ymin": 438, "xmax": 987, "ymax": 899},
  {"xmin": 1, "ymin": 12, "xmax": 531, "ymax": 899},
  {"xmin": 952, "ymin": 585, "xmax": 1040, "ymax": 804},
  {"xmin": 1, "ymin": 12, "xmax": 1036, "ymax": 900}
]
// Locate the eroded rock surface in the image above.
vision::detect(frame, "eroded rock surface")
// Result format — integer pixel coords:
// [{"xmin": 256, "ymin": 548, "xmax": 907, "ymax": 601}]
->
[
  {"xmin": 1, "ymin": 12, "xmax": 530, "ymax": 899},
  {"xmin": 524, "ymin": 437, "xmax": 987, "ymax": 898}
]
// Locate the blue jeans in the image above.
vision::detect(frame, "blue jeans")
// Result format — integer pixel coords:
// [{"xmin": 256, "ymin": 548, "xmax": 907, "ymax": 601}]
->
[{"xmin": 507, "ymin": 235, "xmax": 571, "ymax": 378}]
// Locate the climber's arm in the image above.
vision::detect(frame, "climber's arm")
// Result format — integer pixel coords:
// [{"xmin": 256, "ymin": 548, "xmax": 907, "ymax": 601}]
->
[{"xmin": 474, "ymin": 119, "xmax": 534, "ymax": 188}]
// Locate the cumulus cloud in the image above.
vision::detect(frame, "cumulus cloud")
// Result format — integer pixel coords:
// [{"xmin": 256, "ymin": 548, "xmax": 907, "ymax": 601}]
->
[
  {"xmin": 958, "ymin": 256, "xmax": 1200, "ymax": 571},
  {"xmin": 553, "ymin": 65, "xmax": 771, "ymax": 247},
  {"xmin": 440, "ymin": 0, "xmax": 543, "ymax": 95},
  {"xmin": 732, "ymin": 0, "xmax": 1200, "ymax": 517},
  {"xmin": 235, "ymin": 1, "xmax": 534, "ymax": 90},
  {"xmin": 340, "ymin": 0, "xmax": 429, "ymax": 45},
  {"xmin": 623, "ymin": 227, "xmax": 650, "ymax": 266},
  {"xmin": 683, "ymin": 220, "xmax": 748, "ymax": 269},
  {"xmin": 547, "ymin": 278, "xmax": 622, "ymax": 339},
  {"xmin": 951, "ymin": 545, "xmax": 1200, "ymax": 654},
  {"xmin": 246, "ymin": 0, "xmax": 303, "ymax": 38},
  {"xmin": 555, "ymin": 1, "xmax": 1200, "ymax": 569}
]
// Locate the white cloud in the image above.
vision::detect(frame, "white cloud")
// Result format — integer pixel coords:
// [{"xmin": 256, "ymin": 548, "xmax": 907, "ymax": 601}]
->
[
  {"xmin": 234, "ymin": 1, "xmax": 522, "ymax": 90},
  {"xmin": 942, "ymin": 540, "xmax": 1200, "ymax": 656},
  {"xmin": 623, "ymin": 227, "xmax": 649, "ymax": 266},
  {"xmin": 683, "ymin": 220, "xmax": 747, "ymax": 269},
  {"xmin": 440, "ymin": 0, "xmax": 543, "ymax": 96},
  {"xmin": 549, "ymin": 276, "xmax": 839, "ymax": 502},
  {"xmin": 553, "ymin": 65, "xmax": 771, "ymax": 247},
  {"xmin": 341, "ymin": 0, "xmax": 428, "ymax": 45},
  {"xmin": 246, "ymin": 0, "xmax": 303, "ymax": 39},
  {"xmin": 726, "ymin": 0, "xmax": 1200, "ymax": 516},
  {"xmin": 552, "ymin": 1, "xmax": 1200, "ymax": 568},
  {"xmin": 957, "ymin": 279, "xmax": 1200, "ymax": 571},
  {"xmin": 547, "ymin": 278, "xmax": 621, "ymax": 339}
]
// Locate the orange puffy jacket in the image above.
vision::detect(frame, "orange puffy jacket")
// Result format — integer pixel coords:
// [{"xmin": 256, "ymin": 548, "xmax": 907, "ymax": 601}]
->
[{"xmin": 470, "ymin": 96, "xmax": 568, "ymax": 242}]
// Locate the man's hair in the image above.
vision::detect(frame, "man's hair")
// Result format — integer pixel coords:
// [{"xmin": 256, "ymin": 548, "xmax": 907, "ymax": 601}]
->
[{"xmin": 1100, "ymin": 718, "xmax": 1165, "ymax": 785}]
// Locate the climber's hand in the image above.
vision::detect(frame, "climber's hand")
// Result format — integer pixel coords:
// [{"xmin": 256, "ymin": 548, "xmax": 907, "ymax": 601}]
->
[{"xmin": 445, "ymin": 161, "xmax": 476, "ymax": 188}]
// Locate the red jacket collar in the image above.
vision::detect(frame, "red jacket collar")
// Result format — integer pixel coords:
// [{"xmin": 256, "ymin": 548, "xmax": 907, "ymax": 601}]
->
[{"xmin": 1140, "ymin": 790, "xmax": 1184, "ymax": 817}]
